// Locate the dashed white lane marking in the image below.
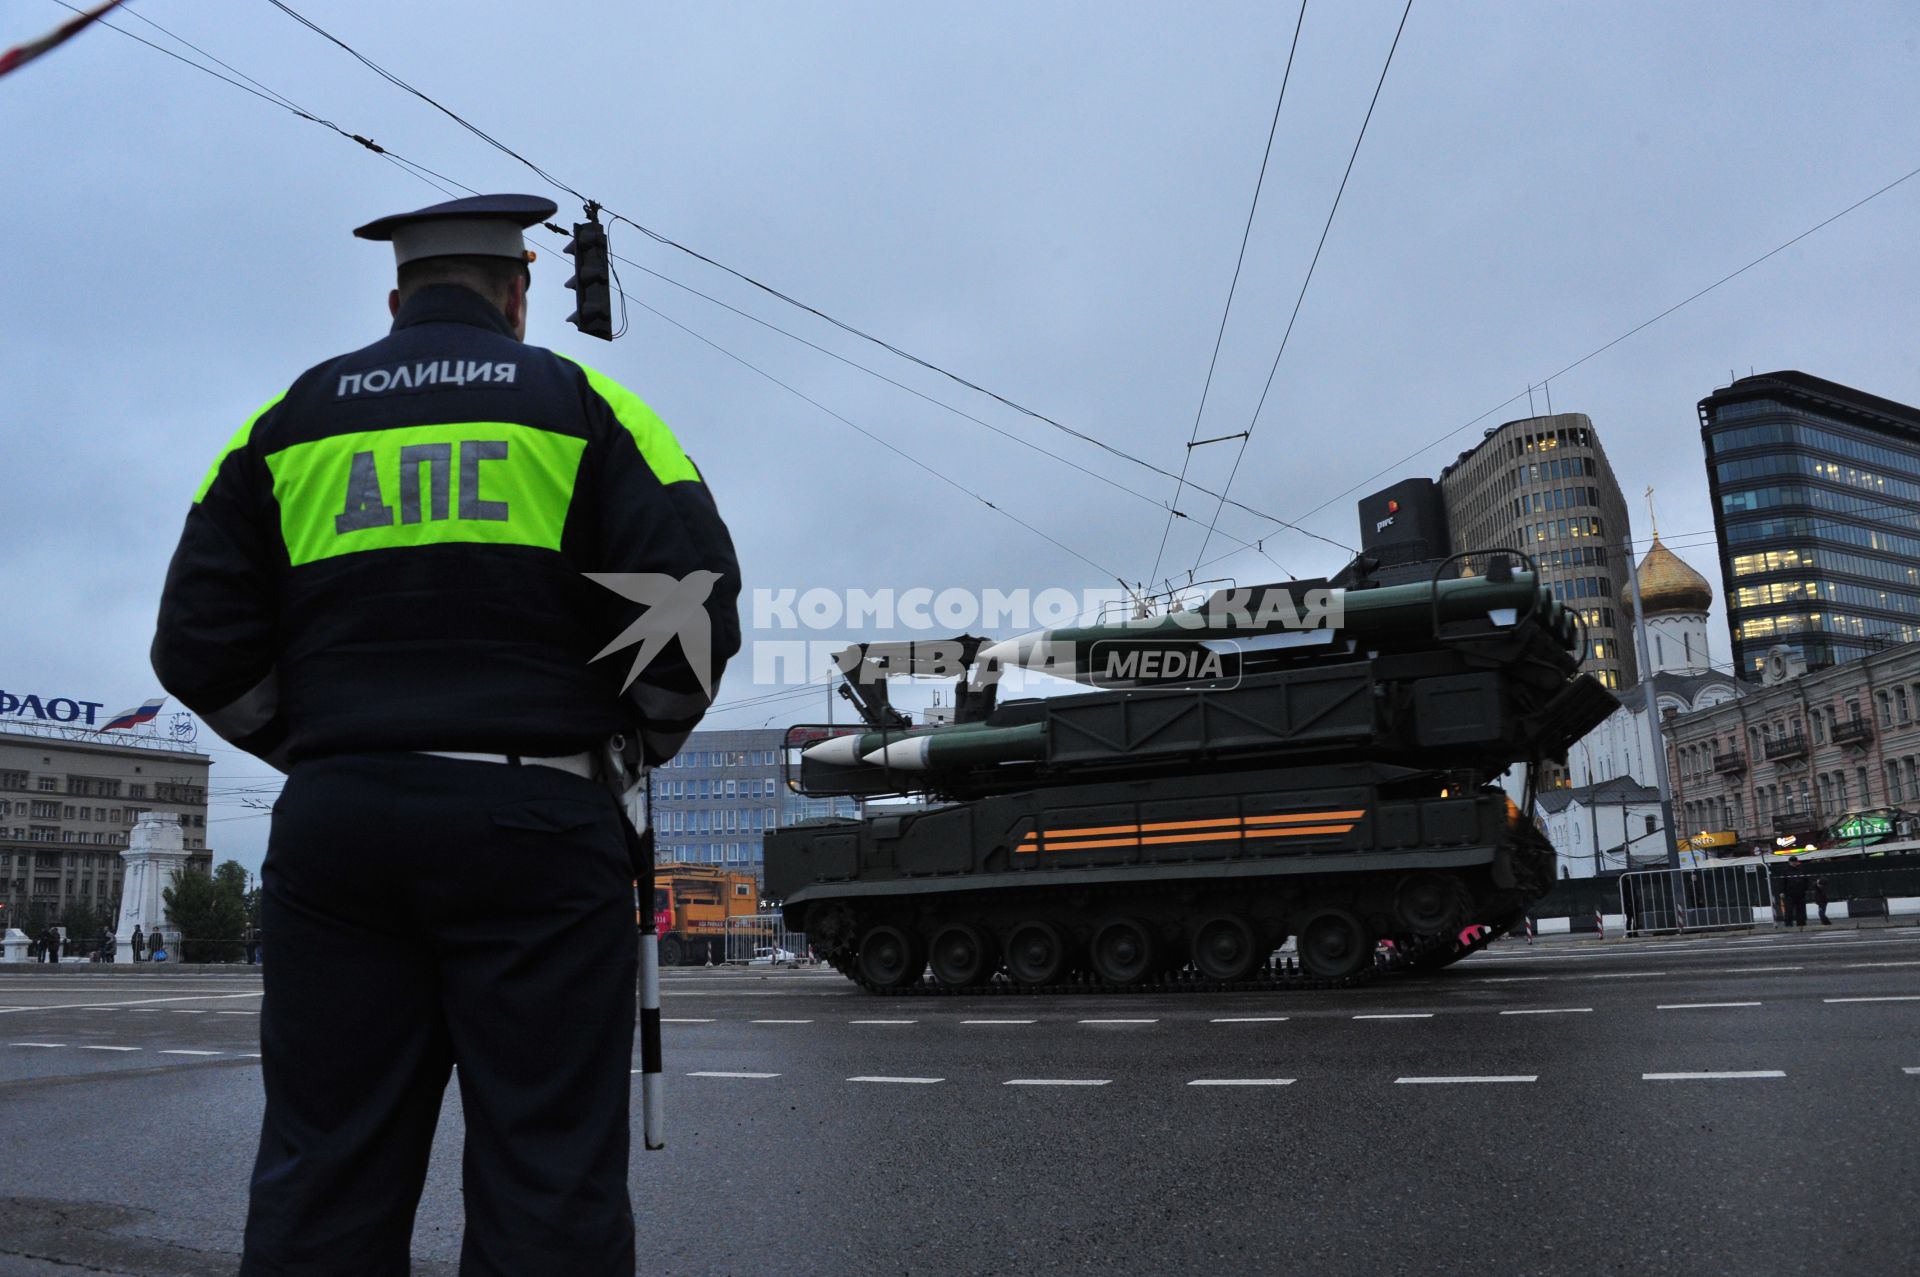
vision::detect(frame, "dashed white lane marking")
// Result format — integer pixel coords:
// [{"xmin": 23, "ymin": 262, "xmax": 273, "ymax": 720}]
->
[
  {"xmin": 216, "ymin": 1010, "xmax": 260, "ymax": 1015},
  {"xmin": 1724, "ymin": 966, "xmax": 1803, "ymax": 973},
  {"xmin": 687, "ymin": 1071, "xmax": 780, "ymax": 1079},
  {"xmin": 10, "ymin": 1042, "xmax": 65, "ymax": 1048},
  {"xmin": 0, "ymin": 992, "xmax": 262, "ymax": 1015},
  {"xmin": 1353, "ymin": 1013, "xmax": 1433, "ymax": 1020},
  {"xmin": 849, "ymin": 1019, "xmax": 917, "ymax": 1025},
  {"xmin": 159, "ymin": 1049, "xmax": 222, "ymax": 1056},
  {"xmin": 749, "ymin": 1019, "xmax": 814, "ymax": 1025},
  {"xmin": 1845, "ymin": 961, "xmax": 1920, "ymax": 969},
  {"xmin": 1188, "ymin": 1078, "xmax": 1295, "ymax": 1087},
  {"xmin": 1479, "ymin": 976, "xmax": 1552, "ymax": 983},
  {"xmin": 1079, "ymin": 1018, "xmax": 1159, "ymax": 1025},
  {"xmin": 847, "ymin": 1075, "xmax": 943, "ymax": 1084},
  {"xmin": 170, "ymin": 1010, "xmax": 207, "ymax": 1015},
  {"xmin": 1584, "ymin": 972, "xmax": 1668, "ymax": 979},
  {"xmin": 78, "ymin": 1045, "xmax": 141, "ymax": 1052},
  {"xmin": 1500, "ymin": 1008, "xmax": 1592, "ymax": 1015},
  {"xmin": 1823, "ymin": 995, "xmax": 1920, "ymax": 1003},
  {"xmin": 1657, "ymin": 1002, "xmax": 1762, "ymax": 1010},
  {"xmin": 1643, "ymin": 1071, "xmax": 1785, "ymax": 1081},
  {"xmin": 661, "ymin": 1018, "xmax": 714, "ymax": 1024},
  {"xmin": 1210, "ymin": 1017, "xmax": 1291, "ymax": 1023},
  {"xmin": 1395, "ymin": 1075, "xmax": 1537, "ymax": 1085},
  {"xmin": 1004, "ymin": 1078, "xmax": 1110, "ymax": 1087},
  {"xmin": 1903, "ymin": 1067, "xmax": 1920, "ymax": 1075},
  {"xmin": 962, "ymin": 1019, "xmax": 1035, "ymax": 1025}
]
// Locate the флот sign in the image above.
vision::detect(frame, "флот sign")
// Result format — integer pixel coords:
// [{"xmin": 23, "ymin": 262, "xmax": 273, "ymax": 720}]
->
[{"xmin": 0, "ymin": 690, "xmax": 107, "ymax": 725}]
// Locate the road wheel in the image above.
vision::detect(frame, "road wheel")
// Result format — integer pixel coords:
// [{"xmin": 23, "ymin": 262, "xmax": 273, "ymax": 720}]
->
[
  {"xmin": 1004, "ymin": 920, "xmax": 1069, "ymax": 986},
  {"xmin": 1190, "ymin": 914, "xmax": 1263, "ymax": 982},
  {"xmin": 855, "ymin": 924, "xmax": 924, "ymax": 990},
  {"xmin": 1089, "ymin": 917, "xmax": 1160, "ymax": 986},
  {"xmin": 660, "ymin": 936, "xmax": 685, "ymax": 967},
  {"xmin": 1393, "ymin": 873, "xmax": 1470, "ymax": 936},
  {"xmin": 1298, "ymin": 909, "xmax": 1373, "ymax": 980},
  {"xmin": 929, "ymin": 924, "xmax": 993, "ymax": 987}
]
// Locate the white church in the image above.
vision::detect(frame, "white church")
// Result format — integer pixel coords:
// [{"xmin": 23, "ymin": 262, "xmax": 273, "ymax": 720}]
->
[{"xmin": 1538, "ymin": 537, "xmax": 1740, "ymax": 877}]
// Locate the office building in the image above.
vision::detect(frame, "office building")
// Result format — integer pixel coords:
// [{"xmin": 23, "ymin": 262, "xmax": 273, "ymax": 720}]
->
[
  {"xmin": 651, "ymin": 727, "xmax": 861, "ymax": 872},
  {"xmin": 0, "ymin": 727, "xmax": 212, "ymax": 928},
  {"xmin": 1356, "ymin": 413, "xmax": 1636, "ymax": 687},
  {"xmin": 1700, "ymin": 370, "xmax": 1920, "ymax": 680}
]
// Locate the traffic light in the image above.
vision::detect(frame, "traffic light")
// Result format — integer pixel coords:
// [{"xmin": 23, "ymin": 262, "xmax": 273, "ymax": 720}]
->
[{"xmin": 564, "ymin": 219, "xmax": 614, "ymax": 341}]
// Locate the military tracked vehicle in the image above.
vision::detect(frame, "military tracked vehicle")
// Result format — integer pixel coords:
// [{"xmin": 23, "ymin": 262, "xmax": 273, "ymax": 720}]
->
[{"xmin": 762, "ymin": 555, "xmax": 1615, "ymax": 991}]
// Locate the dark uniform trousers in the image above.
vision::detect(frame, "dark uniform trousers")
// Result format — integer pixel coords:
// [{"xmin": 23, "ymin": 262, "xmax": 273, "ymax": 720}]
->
[{"xmin": 241, "ymin": 753, "xmax": 638, "ymax": 1277}]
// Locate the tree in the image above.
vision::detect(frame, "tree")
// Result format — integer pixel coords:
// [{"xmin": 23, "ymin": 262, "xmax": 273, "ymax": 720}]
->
[{"xmin": 163, "ymin": 860, "xmax": 248, "ymax": 963}]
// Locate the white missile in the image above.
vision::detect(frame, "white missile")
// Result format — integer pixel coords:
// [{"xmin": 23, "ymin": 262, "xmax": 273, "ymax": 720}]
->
[
  {"xmin": 862, "ymin": 737, "xmax": 935, "ymax": 770},
  {"xmin": 802, "ymin": 735, "xmax": 868, "ymax": 767}
]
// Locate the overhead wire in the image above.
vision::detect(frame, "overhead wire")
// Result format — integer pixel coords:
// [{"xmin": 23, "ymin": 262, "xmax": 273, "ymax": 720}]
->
[
  {"xmin": 1146, "ymin": 0, "xmax": 1308, "ymax": 593},
  {"xmin": 1189, "ymin": 0, "xmax": 1414, "ymax": 578},
  {"xmin": 255, "ymin": 0, "xmax": 1355, "ymax": 557}
]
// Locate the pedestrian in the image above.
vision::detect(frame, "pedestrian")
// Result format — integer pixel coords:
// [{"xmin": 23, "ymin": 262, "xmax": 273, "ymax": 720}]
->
[
  {"xmin": 153, "ymin": 193, "xmax": 740, "ymax": 1277},
  {"xmin": 242, "ymin": 925, "xmax": 258, "ymax": 965},
  {"xmin": 150, "ymin": 932, "xmax": 168, "ymax": 962},
  {"xmin": 101, "ymin": 930, "xmax": 116, "ymax": 963},
  {"xmin": 131, "ymin": 924, "xmax": 145, "ymax": 963},
  {"xmin": 1812, "ymin": 877, "xmax": 1831, "ymax": 925},
  {"xmin": 1781, "ymin": 873, "xmax": 1810, "ymax": 928}
]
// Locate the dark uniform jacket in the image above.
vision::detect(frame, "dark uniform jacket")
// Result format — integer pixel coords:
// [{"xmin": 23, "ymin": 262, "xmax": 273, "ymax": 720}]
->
[{"xmin": 153, "ymin": 285, "xmax": 741, "ymax": 768}]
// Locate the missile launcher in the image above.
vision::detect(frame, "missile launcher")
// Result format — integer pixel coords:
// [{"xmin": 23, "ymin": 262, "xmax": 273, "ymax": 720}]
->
[{"xmin": 764, "ymin": 554, "xmax": 1616, "ymax": 991}]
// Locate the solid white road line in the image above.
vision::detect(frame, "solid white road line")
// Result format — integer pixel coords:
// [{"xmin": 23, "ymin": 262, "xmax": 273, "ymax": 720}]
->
[
  {"xmin": 1004, "ymin": 1078, "xmax": 1110, "ymax": 1087},
  {"xmin": 962, "ymin": 1019, "xmax": 1035, "ymax": 1025},
  {"xmin": 847, "ymin": 1076, "xmax": 943, "ymax": 1084},
  {"xmin": 1823, "ymin": 995, "xmax": 1920, "ymax": 1003},
  {"xmin": 77, "ymin": 1045, "xmax": 141, "ymax": 1052},
  {"xmin": 1844, "ymin": 961, "xmax": 1920, "ymax": 969},
  {"xmin": 1395, "ymin": 1075, "xmax": 1537, "ymax": 1085},
  {"xmin": 749, "ymin": 1019, "xmax": 814, "ymax": 1024},
  {"xmin": 1657, "ymin": 1002, "xmax": 1762, "ymax": 1010},
  {"xmin": 159, "ymin": 1050, "xmax": 222, "ymax": 1056},
  {"xmin": 849, "ymin": 1019, "xmax": 917, "ymax": 1025},
  {"xmin": 1353, "ymin": 1013, "xmax": 1433, "ymax": 1020},
  {"xmin": 1642, "ymin": 1071, "xmax": 1785, "ymax": 1081},
  {"xmin": 1210, "ymin": 1017, "xmax": 1291, "ymax": 1023},
  {"xmin": 687, "ymin": 1071, "xmax": 780, "ymax": 1079},
  {"xmin": 1079, "ymin": 1018, "xmax": 1159, "ymax": 1025},
  {"xmin": 1500, "ymin": 1008, "xmax": 1593, "ymax": 1015},
  {"xmin": 0, "ymin": 992, "xmax": 262, "ymax": 1015},
  {"xmin": 1187, "ymin": 1078, "xmax": 1295, "ymax": 1087}
]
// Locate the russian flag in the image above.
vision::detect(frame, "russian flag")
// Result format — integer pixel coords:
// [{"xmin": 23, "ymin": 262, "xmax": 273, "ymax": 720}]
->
[{"xmin": 100, "ymin": 697, "xmax": 167, "ymax": 732}]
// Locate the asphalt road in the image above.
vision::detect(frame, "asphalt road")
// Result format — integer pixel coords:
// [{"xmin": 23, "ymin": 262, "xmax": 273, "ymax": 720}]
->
[{"xmin": 2, "ymin": 928, "xmax": 1918, "ymax": 1275}]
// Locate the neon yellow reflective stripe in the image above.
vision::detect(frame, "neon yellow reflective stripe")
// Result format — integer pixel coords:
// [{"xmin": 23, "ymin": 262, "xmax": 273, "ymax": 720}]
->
[
  {"xmin": 264, "ymin": 422, "xmax": 587, "ymax": 567},
  {"xmin": 560, "ymin": 354, "xmax": 699, "ymax": 486},
  {"xmin": 194, "ymin": 390, "xmax": 286, "ymax": 504}
]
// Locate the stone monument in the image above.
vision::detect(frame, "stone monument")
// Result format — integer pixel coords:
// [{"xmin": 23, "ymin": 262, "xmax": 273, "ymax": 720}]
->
[{"xmin": 117, "ymin": 811, "xmax": 187, "ymax": 956}]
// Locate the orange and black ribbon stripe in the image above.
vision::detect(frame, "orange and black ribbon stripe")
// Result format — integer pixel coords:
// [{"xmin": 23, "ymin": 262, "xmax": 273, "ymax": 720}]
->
[{"xmin": 1014, "ymin": 810, "xmax": 1364, "ymax": 856}]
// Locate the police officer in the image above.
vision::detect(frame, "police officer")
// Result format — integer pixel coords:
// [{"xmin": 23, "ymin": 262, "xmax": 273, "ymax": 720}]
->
[{"xmin": 152, "ymin": 193, "xmax": 741, "ymax": 1275}]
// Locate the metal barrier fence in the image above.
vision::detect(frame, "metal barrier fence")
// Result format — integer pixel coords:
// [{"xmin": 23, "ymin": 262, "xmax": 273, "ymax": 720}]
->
[
  {"xmin": 723, "ymin": 912, "xmax": 817, "ymax": 966},
  {"xmin": 1619, "ymin": 863, "xmax": 1774, "ymax": 934}
]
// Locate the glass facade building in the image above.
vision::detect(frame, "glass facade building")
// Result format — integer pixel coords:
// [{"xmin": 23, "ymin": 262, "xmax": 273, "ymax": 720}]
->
[
  {"xmin": 1701, "ymin": 371, "xmax": 1920, "ymax": 680},
  {"xmin": 651, "ymin": 726, "xmax": 860, "ymax": 872},
  {"xmin": 1437, "ymin": 413, "xmax": 1637, "ymax": 689}
]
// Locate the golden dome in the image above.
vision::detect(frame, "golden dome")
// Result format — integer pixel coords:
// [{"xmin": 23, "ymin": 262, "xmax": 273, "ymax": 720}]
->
[{"xmin": 1636, "ymin": 537, "xmax": 1713, "ymax": 614}]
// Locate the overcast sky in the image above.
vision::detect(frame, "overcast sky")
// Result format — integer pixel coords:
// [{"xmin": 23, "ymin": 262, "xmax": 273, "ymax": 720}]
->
[{"xmin": 4, "ymin": 0, "xmax": 1918, "ymax": 873}]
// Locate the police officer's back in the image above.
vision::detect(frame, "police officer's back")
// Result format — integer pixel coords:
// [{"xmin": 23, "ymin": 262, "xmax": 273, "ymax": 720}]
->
[{"xmin": 152, "ymin": 194, "xmax": 740, "ymax": 1276}]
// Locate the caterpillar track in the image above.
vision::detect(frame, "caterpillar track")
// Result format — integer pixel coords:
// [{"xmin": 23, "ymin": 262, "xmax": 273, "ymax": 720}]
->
[{"xmin": 827, "ymin": 920, "xmax": 1517, "ymax": 997}]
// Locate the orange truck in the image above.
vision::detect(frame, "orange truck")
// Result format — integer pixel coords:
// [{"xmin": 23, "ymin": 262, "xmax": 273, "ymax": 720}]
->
[{"xmin": 641, "ymin": 864, "xmax": 761, "ymax": 965}]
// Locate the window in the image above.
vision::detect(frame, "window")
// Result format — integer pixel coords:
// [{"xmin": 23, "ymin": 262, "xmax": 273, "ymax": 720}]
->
[
  {"xmin": 0, "ymin": 771, "xmax": 26, "ymax": 792},
  {"xmin": 129, "ymin": 783, "xmax": 147, "ymax": 800},
  {"xmin": 37, "ymin": 777, "xmax": 56, "ymax": 791}
]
